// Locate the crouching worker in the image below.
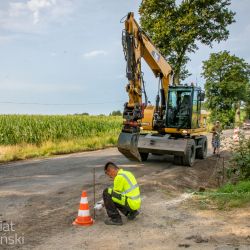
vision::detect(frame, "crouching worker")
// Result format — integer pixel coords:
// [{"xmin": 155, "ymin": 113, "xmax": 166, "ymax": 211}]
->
[{"xmin": 103, "ymin": 161, "xmax": 141, "ymax": 225}]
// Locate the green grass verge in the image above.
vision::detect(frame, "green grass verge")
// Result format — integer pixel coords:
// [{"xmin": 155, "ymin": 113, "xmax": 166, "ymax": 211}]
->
[
  {"xmin": 194, "ymin": 181, "xmax": 250, "ymax": 210},
  {"xmin": 0, "ymin": 131, "xmax": 119, "ymax": 163}
]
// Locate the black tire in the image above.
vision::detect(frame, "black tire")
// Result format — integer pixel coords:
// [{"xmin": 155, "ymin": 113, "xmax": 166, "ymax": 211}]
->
[
  {"xmin": 196, "ymin": 137, "xmax": 207, "ymax": 159},
  {"xmin": 183, "ymin": 139, "xmax": 196, "ymax": 167},
  {"xmin": 140, "ymin": 152, "xmax": 149, "ymax": 161},
  {"xmin": 174, "ymin": 156, "xmax": 183, "ymax": 166}
]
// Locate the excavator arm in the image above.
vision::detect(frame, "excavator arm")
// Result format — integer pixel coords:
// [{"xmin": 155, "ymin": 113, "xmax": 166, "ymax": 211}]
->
[{"xmin": 122, "ymin": 12, "xmax": 173, "ymax": 132}]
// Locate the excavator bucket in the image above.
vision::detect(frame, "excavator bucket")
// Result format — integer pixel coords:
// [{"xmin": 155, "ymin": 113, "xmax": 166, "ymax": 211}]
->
[{"xmin": 117, "ymin": 132, "xmax": 142, "ymax": 161}]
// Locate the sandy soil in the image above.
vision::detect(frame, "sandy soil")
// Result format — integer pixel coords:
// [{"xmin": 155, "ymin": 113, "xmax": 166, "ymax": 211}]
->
[{"xmin": 0, "ymin": 130, "xmax": 249, "ymax": 250}]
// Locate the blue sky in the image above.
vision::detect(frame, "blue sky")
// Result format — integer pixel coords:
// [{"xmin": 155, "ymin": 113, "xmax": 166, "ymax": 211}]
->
[{"xmin": 0, "ymin": 0, "xmax": 249, "ymax": 115}]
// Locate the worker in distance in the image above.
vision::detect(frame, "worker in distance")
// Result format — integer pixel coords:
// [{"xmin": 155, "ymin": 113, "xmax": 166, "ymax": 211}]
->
[
  {"xmin": 102, "ymin": 161, "xmax": 141, "ymax": 225},
  {"xmin": 211, "ymin": 120, "xmax": 222, "ymax": 156}
]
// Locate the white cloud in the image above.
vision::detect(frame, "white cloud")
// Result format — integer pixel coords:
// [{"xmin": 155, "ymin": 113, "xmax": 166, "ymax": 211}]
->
[
  {"xmin": 0, "ymin": 0, "xmax": 76, "ymax": 33},
  {"xmin": 27, "ymin": 0, "xmax": 55, "ymax": 24},
  {"xmin": 82, "ymin": 50, "xmax": 108, "ymax": 59}
]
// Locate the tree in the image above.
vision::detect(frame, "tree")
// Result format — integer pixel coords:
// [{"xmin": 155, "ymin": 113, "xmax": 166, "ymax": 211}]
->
[
  {"xmin": 202, "ymin": 51, "xmax": 250, "ymax": 125},
  {"xmin": 74, "ymin": 112, "xmax": 89, "ymax": 116},
  {"xmin": 109, "ymin": 110, "xmax": 122, "ymax": 116},
  {"xmin": 139, "ymin": 0, "xmax": 235, "ymax": 84}
]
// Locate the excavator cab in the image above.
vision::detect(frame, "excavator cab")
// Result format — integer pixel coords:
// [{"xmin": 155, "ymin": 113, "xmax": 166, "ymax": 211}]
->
[{"xmin": 166, "ymin": 86, "xmax": 205, "ymax": 130}]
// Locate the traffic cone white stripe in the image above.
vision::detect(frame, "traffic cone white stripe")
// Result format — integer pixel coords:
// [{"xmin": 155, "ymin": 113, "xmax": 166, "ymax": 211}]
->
[
  {"xmin": 80, "ymin": 197, "xmax": 88, "ymax": 204},
  {"xmin": 78, "ymin": 210, "xmax": 90, "ymax": 217}
]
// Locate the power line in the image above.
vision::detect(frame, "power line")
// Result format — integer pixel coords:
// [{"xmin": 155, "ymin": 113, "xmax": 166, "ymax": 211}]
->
[{"xmin": 0, "ymin": 101, "xmax": 124, "ymax": 106}]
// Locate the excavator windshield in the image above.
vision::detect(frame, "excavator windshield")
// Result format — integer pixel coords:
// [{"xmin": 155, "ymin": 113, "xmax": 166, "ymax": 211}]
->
[{"xmin": 166, "ymin": 87, "xmax": 202, "ymax": 129}]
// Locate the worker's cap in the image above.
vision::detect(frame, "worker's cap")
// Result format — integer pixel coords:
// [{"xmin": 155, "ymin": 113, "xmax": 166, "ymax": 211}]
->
[{"xmin": 216, "ymin": 121, "xmax": 220, "ymax": 124}]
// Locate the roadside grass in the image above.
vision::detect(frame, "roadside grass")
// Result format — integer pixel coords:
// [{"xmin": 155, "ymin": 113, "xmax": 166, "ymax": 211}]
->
[
  {"xmin": 0, "ymin": 132, "xmax": 119, "ymax": 163},
  {"xmin": 194, "ymin": 181, "xmax": 250, "ymax": 210}
]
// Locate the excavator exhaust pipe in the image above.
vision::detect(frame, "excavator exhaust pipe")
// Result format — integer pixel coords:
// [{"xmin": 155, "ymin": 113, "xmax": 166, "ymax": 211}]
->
[{"xmin": 117, "ymin": 132, "xmax": 142, "ymax": 162}]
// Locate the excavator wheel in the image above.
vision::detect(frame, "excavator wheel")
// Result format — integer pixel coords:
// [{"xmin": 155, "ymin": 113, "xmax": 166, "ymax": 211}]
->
[
  {"xmin": 139, "ymin": 152, "xmax": 149, "ymax": 161},
  {"xmin": 183, "ymin": 139, "xmax": 196, "ymax": 167},
  {"xmin": 196, "ymin": 136, "xmax": 207, "ymax": 159}
]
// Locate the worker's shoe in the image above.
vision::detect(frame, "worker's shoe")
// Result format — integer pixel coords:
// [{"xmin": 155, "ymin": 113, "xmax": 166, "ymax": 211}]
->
[
  {"xmin": 127, "ymin": 210, "xmax": 139, "ymax": 220},
  {"xmin": 104, "ymin": 218, "xmax": 123, "ymax": 226}
]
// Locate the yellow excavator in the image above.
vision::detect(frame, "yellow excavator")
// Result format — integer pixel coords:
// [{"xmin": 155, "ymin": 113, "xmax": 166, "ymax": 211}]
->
[{"xmin": 117, "ymin": 12, "xmax": 207, "ymax": 166}]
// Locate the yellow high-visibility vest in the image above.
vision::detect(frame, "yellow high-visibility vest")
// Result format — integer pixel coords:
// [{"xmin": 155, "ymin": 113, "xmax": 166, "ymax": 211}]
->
[{"xmin": 108, "ymin": 169, "xmax": 141, "ymax": 210}]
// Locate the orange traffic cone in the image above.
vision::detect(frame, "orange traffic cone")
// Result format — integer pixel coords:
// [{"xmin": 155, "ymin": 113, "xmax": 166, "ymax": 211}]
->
[{"xmin": 73, "ymin": 190, "xmax": 94, "ymax": 226}]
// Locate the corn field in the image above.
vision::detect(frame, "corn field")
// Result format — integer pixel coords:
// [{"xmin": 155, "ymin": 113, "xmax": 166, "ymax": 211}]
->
[{"xmin": 0, "ymin": 115, "xmax": 122, "ymax": 145}]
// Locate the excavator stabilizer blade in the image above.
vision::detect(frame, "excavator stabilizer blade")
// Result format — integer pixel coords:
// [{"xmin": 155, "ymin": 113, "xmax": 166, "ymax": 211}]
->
[{"xmin": 117, "ymin": 132, "xmax": 142, "ymax": 162}]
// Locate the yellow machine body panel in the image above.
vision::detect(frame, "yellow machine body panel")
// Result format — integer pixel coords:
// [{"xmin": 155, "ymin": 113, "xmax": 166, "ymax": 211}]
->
[
  {"xmin": 141, "ymin": 105, "xmax": 155, "ymax": 131},
  {"xmin": 163, "ymin": 127, "xmax": 206, "ymax": 135}
]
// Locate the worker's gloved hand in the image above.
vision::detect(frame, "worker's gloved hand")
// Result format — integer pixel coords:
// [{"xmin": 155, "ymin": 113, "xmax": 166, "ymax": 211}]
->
[{"xmin": 94, "ymin": 200, "xmax": 104, "ymax": 210}]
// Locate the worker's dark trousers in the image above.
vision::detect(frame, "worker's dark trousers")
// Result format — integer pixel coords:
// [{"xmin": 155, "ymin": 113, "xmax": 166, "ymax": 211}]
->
[{"xmin": 103, "ymin": 188, "xmax": 132, "ymax": 221}]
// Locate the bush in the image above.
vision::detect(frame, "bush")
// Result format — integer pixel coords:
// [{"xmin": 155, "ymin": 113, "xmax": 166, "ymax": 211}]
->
[{"xmin": 229, "ymin": 133, "xmax": 250, "ymax": 180}]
